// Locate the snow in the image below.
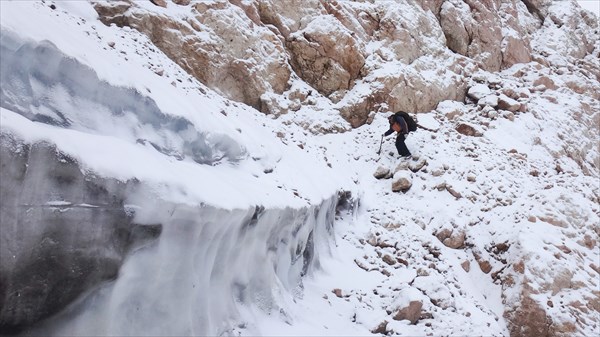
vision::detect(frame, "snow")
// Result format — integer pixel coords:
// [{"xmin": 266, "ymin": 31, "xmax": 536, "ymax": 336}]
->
[
  {"xmin": 577, "ymin": 0, "xmax": 600, "ymax": 15},
  {"xmin": 1, "ymin": 1, "xmax": 599, "ymax": 336},
  {"xmin": 415, "ymin": 112, "xmax": 440, "ymax": 131}
]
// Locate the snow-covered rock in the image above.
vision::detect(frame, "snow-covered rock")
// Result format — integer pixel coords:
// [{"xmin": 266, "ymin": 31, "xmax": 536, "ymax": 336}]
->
[
  {"xmin": 477, "ymin": 94, "xmax": 500, "ymax": 107},
  {"xmin": 391, "ymin": 170, "xmax": 413, "ymax": 193},
  {"xmin": 467, "ymin": 84, "xmax": 492, "ymax": 100},
  {"xmin": 497, "ymin": 94, "xmax": 522, "ymax": 111},
  {"xmin": 373, "ymin": 165, "xmax": 391, "ymax": 179}
]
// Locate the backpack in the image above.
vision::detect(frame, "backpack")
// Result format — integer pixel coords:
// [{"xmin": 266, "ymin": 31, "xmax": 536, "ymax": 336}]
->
[{"xmin": 395, "ymin": 111, "xmax": 417, "ymax": 132}]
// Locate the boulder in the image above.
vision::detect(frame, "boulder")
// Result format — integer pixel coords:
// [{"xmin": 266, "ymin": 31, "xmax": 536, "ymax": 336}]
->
[
  {"xmin": 502, "ymin": 110, "xmax": 515, "ymax": 121},
  {"xmin": 477, "ymin": 95, "xmax": 499, "ymax": 108},
  {"xmin": 393, "ymin": 300, "xmax": 423, "ymax": 324},
  {"xmin": 382, "ymin": 254, "xmax": 397, "ymax": 265},
  {"xmin": 437, "ymin": 100, "xmax": 466, "ymax": 120},
  {"xmin": 443, "ymin": 230, "xmax": 466, "ymax": 249},
  {"xmin": 456, "ymin": 123, "xmax": 483, "ymax": 137},
  {"xmin": 392, "ymin": 171, "xmax": 412, "ymax": 193},
  {"xmin": 467, "ymin": 84, "xmax": 492, "ymax": 100},
  {"xmin": 373, "ymin": 166, "xmax": 391, "ymax": 179},
  {"xmin": 150, "ymin": 0, "xmax": 167, "ymax": 8},
  {"xmin": 532, "ymin": 76, "xmax": 558, "ymax": 90},
  {"xmin": 409, "ymin": 158, "xmax": 427, "ymax": 172},
  {"xmin": 435, "ymin": 228, "xmax": 453, "ymax": 242},
  {"xmin": 497, "ymin": 94, "xmax": 521, "ymax": 111},
  {"xmin": 371, "ymin": 321, "xmax": 390, "ymax": 334},
  {"xmin": 461, "ymin": 260, "xmax": 471, "ymax": 272}
]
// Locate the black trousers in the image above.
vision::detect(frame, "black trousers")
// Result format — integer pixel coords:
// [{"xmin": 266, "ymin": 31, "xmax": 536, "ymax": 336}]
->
[{"xmin": 395, "ymin": 133, "xmax": 411, "ymax": 157}]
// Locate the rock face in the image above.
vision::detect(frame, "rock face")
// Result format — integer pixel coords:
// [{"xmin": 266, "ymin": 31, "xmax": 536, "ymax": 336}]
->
[
  {"xmin": 0, "ymin": 137, "xmax": 161, "ymax": 333},
  {"xmin": 90, "ymin": 0, "xmax": 581, "ymax": 127},
  {"xmin": 94, "ymin": 1, "xmax": 292, "ymax": 111},
  {"xmin": 287, "ymin": 15, "xmax": 365, "ymax": 96}
]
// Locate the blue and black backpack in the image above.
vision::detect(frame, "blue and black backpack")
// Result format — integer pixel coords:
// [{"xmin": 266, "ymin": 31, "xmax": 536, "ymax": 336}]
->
[{"xmin": 394, "ymin": 111, "xmax": 417, "ymax": 132}]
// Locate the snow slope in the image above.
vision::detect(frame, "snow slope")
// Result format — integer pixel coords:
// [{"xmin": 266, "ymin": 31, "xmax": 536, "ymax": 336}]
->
[{"xmin": 1, "ymin": 0, "xmax": 598, "ymax": 336}]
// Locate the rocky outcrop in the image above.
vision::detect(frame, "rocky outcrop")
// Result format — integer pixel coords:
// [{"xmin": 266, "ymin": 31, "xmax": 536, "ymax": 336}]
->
[
  {"xmin": 521, "ymin": 0, "xmax": 553, "ymax": 21},
  {"xmin": 286, "ymin": 15, "xmax": 365, "ymax": 96},
  {"xmin": 91, "ymin": 0, "xmax": 595, "ymax": 129},
  {"xmin": 439, "ymin": 0, "xmax": 471, "ymax": 56},
  {"xmin": 94, "ymin": 1, "xmax": 292, "ymax": 111},
  {"xmin": 440, "ymin": 0, "xmax": 539, "ymax": 71},
  {"xmin": 540, "ymin": 1, "xmax": 598, "ymax": 59},
  {"xmin": 499, "ymin": 0, "xmax": 534, "ymax": 68},
  {"xmin": 338, "ymin": 56, "xmax": 469, "ymax": 127}
]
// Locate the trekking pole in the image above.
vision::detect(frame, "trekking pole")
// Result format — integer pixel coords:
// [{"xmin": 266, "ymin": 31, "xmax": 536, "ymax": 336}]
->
[{"xmin": 376, "ymin": 134, "xmax": 384, "ymax": 155}]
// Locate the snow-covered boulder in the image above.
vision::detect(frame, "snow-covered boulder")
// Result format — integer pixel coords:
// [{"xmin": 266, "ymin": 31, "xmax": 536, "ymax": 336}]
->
[
  {"xmin": 455, "ymin": 123, "xmax": 483, "ymax": 137},
  {"xmin": 389, "ymin": 287, "xmax": 426, "ymax": 324},
  {"xmin": 409, "ymin": 158, "xmax": 428, "ymax": 173},
  {"xmin": 373, "ymin": 165, "xmax": 391, "ymax": 179},
  {"xmin": 497, "ymin": 94, "xmax": 521, "ymax": 112},
  {"xmin": 467, "ymin": 84, "xmax": 492, "ymax": 100},
  {"xmin": 437, "ymin": 100, "xmax": 467, "ymax": 120},
  {"xmin": 391, "ymin": 170, "xmax": 412, "ymax": 193},
  {"xmin": 477, "ymin": 94, "xmax": 499, "ymax": 108}
]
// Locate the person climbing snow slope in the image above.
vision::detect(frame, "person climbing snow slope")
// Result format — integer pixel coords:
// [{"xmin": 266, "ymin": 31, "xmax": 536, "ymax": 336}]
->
[{"xmin": 383, "ymin": 111, "xmax": 417, "ymax": 158}]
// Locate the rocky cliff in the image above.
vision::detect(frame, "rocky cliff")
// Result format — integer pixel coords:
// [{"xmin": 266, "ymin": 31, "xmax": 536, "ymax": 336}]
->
[{"xmin": 93, "ymin": 0, "xmax": 597, "ymax": 129}]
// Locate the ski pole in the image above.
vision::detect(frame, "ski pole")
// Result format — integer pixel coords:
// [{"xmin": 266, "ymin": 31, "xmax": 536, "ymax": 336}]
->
[{"xmin": 376, "ymin": 134, "xmax": 384, "ymax": 155}]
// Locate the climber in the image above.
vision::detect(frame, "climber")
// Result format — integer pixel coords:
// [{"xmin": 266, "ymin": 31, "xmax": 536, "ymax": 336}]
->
[{"xmin": 382, "ymin": 111, "xmax": 417, "ymax": 158}]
